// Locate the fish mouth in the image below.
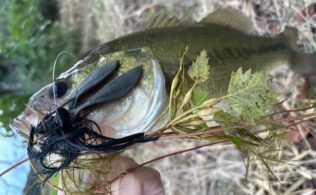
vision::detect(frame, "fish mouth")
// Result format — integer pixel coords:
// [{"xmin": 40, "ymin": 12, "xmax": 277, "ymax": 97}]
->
[
  {"xmin": 9, "ymin": 107, "xmax": 44, "ymax": 140},
  {"xmin": 10, "ymin": 118, "xmax": 30, "ymax": 139}
]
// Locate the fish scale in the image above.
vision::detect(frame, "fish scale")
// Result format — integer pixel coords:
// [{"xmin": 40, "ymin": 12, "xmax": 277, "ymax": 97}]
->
[{"xmin": 84, "ymin": 24, "xmax": 295, "ymax": 97}]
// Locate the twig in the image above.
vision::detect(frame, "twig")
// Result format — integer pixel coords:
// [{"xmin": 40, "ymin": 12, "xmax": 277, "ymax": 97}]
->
[
  {"xmin": 29, "ymin": 157, "xmax": 63, "ymax": 191},
  {"xmin": 140, "ymin": 140, "xmax": 228, "ymax": 166},
  {"xmin": 161, "ymin": 125, "xmax": 243, "ymax": 139},
  {"xmin": 109, "ymin": 140, "xmax": 228, "ymax": 183},
  {"xmin": 268, "ymin": 112, "xmax": 316, "ymax": 123},
  {"xmin": 268, "ymin": 105, "xmax": 316, "ymax": 117},
  {"xmin": 0, "ymin": 157, "xmax": 29, "ymax": 177}
]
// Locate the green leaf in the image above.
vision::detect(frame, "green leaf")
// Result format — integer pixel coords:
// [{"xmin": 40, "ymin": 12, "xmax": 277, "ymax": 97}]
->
[
  {"xmin": 213, "ymin": 110, "xmax": 240, "ymax": 127},
  {"xmin": 225, "ymin": 134, "xmax": 258, "ymax": 148},
  {"xmin": 49, "ymin": 174, "xmax": 59, "ymax": 195},
  {"xmin": 168, "ymin": 47, "xmax": 190, "ymax": 119},
  {"xmin": 235, "ymin": 128, "xmax": 263, "ymax": 143},
  {"xmin": 227, "ymin": 68, "xmax": 277, "ymax": 123},
  {"xmin": 191, "ymin": 90, "xmax": 210, "ymax": 106},
  {"xmin": 0, "ymin": 95, "xmax": 29, "ymax": 132},
  {"xmin": 188, "ymin": 50, "xmax": 209, "ymax": 83}
]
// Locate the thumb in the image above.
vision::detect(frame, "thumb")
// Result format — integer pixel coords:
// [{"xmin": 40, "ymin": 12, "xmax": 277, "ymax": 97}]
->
[{"xmin": 110, "ymin": 157, "xmax": 164, "ymax": 195}]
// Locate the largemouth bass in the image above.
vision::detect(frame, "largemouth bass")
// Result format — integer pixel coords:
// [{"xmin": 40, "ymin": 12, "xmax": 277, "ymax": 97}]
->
[
  {"xmin": 80, "ymin": 7, "xmax": 316, "ymax": 95},
  {"xmin": 10, "ymin": 7, "xmax": 316, "ymax": 140}
]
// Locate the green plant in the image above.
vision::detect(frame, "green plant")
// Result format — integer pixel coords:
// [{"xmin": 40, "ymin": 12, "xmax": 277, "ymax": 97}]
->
[
  {"xmin": 0, "ymin": 95, "xmax": 29, "ymax": 133},
  {"xmin": 0, "ymin": 0, "xmax": 79, "ymax": 94}
]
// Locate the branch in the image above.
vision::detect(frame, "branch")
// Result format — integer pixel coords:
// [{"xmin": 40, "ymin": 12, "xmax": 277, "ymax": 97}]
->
[
  {"xmin": 109, "ymin": 140, "xmax": 228, "ymax": 183},
  {"xmin": 0, "ymin": 157, "xmax": 29, "ymax": 177}
]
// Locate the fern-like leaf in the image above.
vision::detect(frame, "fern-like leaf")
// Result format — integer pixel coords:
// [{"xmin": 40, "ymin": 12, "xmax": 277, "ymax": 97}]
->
[{"xmin": 227, "ymin": 68, "xmax": 277, "ymax": 123}]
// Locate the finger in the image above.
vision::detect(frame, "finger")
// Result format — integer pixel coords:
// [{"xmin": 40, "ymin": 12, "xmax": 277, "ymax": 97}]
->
[
  {"xmin": 107, "ymin": 156, "xmax": 138, "ymax": 181},
  {"xmin": 136, "ymin": 167, "xmax": 164, "ymax": 195},
  {"xmin": 111, "ymin": 166, "xmax": 164, "ymax": 195}
]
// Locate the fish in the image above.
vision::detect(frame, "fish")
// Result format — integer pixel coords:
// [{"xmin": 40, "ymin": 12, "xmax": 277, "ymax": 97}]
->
[
  {"xmin": 9, "ymin": 7, "xmax": 316, "ymax": 141},
  {"xmin": 81, "ymin": 7, "xmax": 316, "ymax": 95},
  {"xmin": 10, "ymin": 48, "xmax": 167, "ymax": 140}
]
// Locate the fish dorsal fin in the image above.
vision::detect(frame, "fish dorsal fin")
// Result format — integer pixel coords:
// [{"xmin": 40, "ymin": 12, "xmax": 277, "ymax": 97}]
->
[
  {"xmin": 145, "ymin": 15, "xmax": 197, "ymax": 29},
  {"xmin": 200, "ymin": 7, "xmax": 257, "ymax": 34},
  {"xmin": 278, "ymin": 26, "xmax": 300, "ymax": 51},
  {"xmin": 280, "ymin": 26, "xmax": 299, "ymax": 51}
]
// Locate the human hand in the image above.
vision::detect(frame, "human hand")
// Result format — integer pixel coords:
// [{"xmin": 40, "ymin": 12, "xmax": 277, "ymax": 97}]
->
[
  {"xmin": 58, "ymin": 156, "xmax": 164, "ymax": 195},
  {"xmin": 108, "ymin": 156, "xmax": 165, "ymax": 195}
]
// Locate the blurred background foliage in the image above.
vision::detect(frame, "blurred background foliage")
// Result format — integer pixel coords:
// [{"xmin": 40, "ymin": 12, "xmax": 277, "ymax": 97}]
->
[{"xmin": 0, "ymin": 0, "xmax": 81, "ymax": 131}]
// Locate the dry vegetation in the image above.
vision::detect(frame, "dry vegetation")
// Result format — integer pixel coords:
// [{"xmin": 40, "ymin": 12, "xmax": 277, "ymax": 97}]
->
[{"xmin": 56, "ymin": 0, "xmax": 316, "ymax": 194}]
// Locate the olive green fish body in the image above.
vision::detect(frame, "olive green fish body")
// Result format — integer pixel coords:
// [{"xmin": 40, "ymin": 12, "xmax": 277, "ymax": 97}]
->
[{"xmin": 85, "ymin": 24, "xmax": 296, "ymax": 96}]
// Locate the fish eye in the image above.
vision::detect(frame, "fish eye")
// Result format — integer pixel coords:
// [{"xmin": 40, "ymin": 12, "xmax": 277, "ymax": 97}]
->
[{"xmin": 49, "ymin": 81, "xmax": 68, "ymax": 98}]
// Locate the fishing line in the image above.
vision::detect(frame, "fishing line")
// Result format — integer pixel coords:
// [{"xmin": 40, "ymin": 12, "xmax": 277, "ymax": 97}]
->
[{"xmin": 51, "ymin": 51, "xmax": 78, "ymax": 105}]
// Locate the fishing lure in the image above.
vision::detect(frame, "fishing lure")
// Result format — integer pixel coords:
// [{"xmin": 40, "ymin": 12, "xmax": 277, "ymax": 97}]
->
[{"xmin": 27, "ymin": 60, "xmax": 158, "ymax": 181}]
